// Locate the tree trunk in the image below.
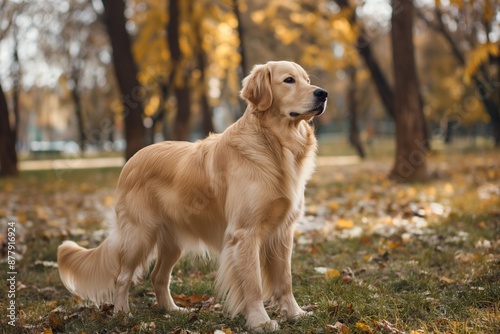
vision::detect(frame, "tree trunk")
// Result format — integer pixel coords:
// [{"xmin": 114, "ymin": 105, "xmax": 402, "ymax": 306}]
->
[
  {"xmin": 356, "ymin": 33, "xmax": 395, "ymax": 119},
  {"xmin": 193, "ymin": 8, "xmax": 214, "ymax": 137},
  {"xmin": 0, "ymin": 82, "xmax": 18, "ymax": 177},
  {"xmin": 492, "ymin": 121, "xmax": 500, "ymax": 147},
  {"xmin": 102, "ymin": 0, "xmax": 145, "ymax": 160},
  {"xmin": 389, "ymin": 0, "xmax": 428, "ymax": 182},
  {"xmin": 234, "ymin": 0, "xmax": 248, "ymax": 77},
  {"xmin": 167, "ymin": 0, "xmax": 191, "ymax": 141},
  {"xmin": 346, "ymin": 66, "xmax": 365, "ymax": 158},
  {"xmin": 70, "ymin": 66, "xmax": 86, "ymax": 152},
  {"xmin": 12, "ymin": 26, "xmax": 20, "ymax": 144},
  {"xmin": 332, "ymin": 0, "xmax": 394, "ymax": 119},
  {"xmin": 475, "ymin": 76, "xmax": 500, "ymax": 146},
  {"xmin": 172, "ymin": 86, "xmax": 190, "ymax": 141}
]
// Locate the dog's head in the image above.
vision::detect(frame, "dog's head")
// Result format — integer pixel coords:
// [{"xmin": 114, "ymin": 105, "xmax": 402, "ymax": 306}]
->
[{"xmin": 240, "ymin": 61, "xmax": 327, "ymax": 121}]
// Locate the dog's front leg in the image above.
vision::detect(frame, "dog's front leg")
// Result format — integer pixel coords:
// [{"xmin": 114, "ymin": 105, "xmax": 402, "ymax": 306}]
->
[
  {"xmin": 262, "ymin": 224, "xmax": 308, "ymax": 320},
  {"xmin": 218, "ymin": 230, "xmax": 279, "ymax": 331}
]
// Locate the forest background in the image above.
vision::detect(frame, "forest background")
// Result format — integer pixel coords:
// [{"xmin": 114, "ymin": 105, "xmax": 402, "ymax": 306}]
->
[{"xmin": 0, "ymin": 0, "xmax": 499, "ymax": 181}]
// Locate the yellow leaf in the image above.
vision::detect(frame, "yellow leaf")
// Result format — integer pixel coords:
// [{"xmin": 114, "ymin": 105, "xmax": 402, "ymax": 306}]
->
[
  {"xmin": 426, "ymin": 186, "xmax": 436, "ymax": 196},
  {"xmin": 464, "ymin": 43, "xmax": 499, "ymax": 82},
  {"xmin": 327, "ymin": 201, "xmax": 340, "ymax": 212},
  {"xmin": 326, "ymin": 269, "xmax": 341, "ymax": 279},
  {"xmin": 356, "ymin": 322, "xmax": 373, "ymax": 333},
  {"xmin": 18, "ymin": 212, "xmax": 28, "ymax": 223},
  {"xmin": 386, "ymin": 241, "xmax": 400, "ymax": 249},
  {"xmin": 4, "ymin": 182, "xmax": 13, "ymax": 192},
  {"xmin": 406, "ymin": 187, "xmax": 417, "ymax": 197},
  {"xmin": 440, "ymin": 276, "xmax": 456, "ymax": 284},
  {"xmin": 36, "ymin": 206, "xmax": 48, "ymax": 221},
  {"xmin": 363, "ymin": 254, "xmax": 375, "ymax": 261},
  {"xmin": 337, "ymin": 219, "xmax": 354, "ymax": 229},
  {"xmin": 43, "ymin": 328, "xmax": 54, "ymax": 334},
  {"xmin": 444, "ymin": 183, "xmax": 454, "ymax": 194}
]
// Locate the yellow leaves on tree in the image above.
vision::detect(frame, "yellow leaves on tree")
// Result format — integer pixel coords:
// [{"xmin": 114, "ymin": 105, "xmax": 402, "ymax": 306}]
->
[{"xmin": 464, "ymin": 43, "xmax": 500, "ymax": 84}]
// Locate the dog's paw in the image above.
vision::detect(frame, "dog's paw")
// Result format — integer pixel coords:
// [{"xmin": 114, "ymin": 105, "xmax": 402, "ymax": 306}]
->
[
  {"xmin": 281, "ymin": 308, "xmax": 313, "ymax": 321},
  {"xmin": 252, "ymin": 319, "xmax": 279, "ymax": 332},
  {"xmin": 172, "ymin": 306, "xmax": 190, "ymax": 313}
]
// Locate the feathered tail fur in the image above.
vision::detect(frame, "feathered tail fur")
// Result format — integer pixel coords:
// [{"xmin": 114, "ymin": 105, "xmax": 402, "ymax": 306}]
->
[{"xmin": 57, "ymin": 237, "xmax": 120, "ymax": 304}]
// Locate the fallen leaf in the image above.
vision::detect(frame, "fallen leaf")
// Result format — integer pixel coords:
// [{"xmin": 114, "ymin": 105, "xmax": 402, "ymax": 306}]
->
[
  {"xmin": 314, "ymin": 267, "xmax": 329, "ymax": 274},
  {"xmin": 337, "ymin": 218, "xmax": 354, "ymax": 229},
  {"xmin": 214, "ymin": 329, "xmax": 233, "ymax": 334},
  {"xmin": 341, "ymin": 267, "xmax": 355, "ymax": 283},
  {"xmin": 373, "ymin": 319, "xmax": 403, "ymax": 333},
  {"xmin": 327, "ymin": 321, "xmax": 351, "ymax": 333},
  {"xmin": 326, "ymin": 269, "xmax": 341, "ymax": 279},
  {"xmin": 356, "ymin": 321, "xmax": 373, "ymax": 333},
  {"xmin": 327, "ymin": 200, "xmax": 340, "ymax": 212},
  {"xmin": 444, "ymin": 183, "xmax": 454, "ymax": 194},
  {"xmin": 4, "ymin": 182, "xmax": 14, "ymax": 192},
  {"xmin": 386, "ymin": 241, "xmax": 400, "ymax": 249},
  {"xmin": 48, "ymin": 307, "xmax": 64, "ymax": 330},
  {"xmin": 36, "ymin": 206, "xmax": 49, "ymax": 221},
  {"xmin": 18, "ymin": 212, "xmax": 28, "ymax": 223},
  {"xmin": 173, "ymin": 293, "xmax": 211, "ymax": 308},
  {"xmin": 439, "ymin": 276, "xmax": 456, "ymax": 284}
]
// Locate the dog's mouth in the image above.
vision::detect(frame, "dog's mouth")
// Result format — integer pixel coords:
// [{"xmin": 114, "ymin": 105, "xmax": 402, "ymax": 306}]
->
[
  {"xmin": 289, "ymin": 101, "xmax": 326, "ymax": 118},
  {"xmin": 312, "ymin": 102, "xmax": 326, "ymax": 116}
]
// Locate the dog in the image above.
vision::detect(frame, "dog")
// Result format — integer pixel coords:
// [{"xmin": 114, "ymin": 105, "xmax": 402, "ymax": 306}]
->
[{"xmin": 57, "ymin": 61, "xmax": 328, "ymax": 331}]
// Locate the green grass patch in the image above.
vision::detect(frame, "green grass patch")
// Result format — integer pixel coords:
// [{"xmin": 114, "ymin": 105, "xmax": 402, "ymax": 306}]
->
[{"xmin": 1, "ymin": 152, "xmax": 499, "ymax": 333}]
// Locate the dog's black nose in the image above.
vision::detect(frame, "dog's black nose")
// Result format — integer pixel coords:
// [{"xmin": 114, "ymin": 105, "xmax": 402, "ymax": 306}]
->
[{"xmin": 314, "ymin": 89, "xmax": 328, "ymax": 102}]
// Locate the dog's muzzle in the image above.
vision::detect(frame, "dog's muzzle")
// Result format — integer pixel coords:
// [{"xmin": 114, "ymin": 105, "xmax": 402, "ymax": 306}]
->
[
  {"xmin": 289, "ymin": 88, "xmax": 328, "ymax": 118},
  {"xmin": 313, "ymin": 88, "xmax": 328, "ymax": 116}
]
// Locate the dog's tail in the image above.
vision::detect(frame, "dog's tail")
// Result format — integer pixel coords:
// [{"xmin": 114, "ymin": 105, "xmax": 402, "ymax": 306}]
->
[{"xmin": 57, "ymin": 236, "xmax": 120, "ymax": 304}]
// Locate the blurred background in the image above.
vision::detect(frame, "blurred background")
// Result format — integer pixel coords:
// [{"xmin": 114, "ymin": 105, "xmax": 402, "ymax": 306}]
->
[{"xmin": 0, "ymin": 0, "xmax": 499, "ymax": 177}]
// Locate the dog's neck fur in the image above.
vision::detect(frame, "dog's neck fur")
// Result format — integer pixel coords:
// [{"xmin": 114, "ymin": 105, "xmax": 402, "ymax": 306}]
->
[
  {"xmin": 246, "ymin": 106, "xmax": 317, "ymax": 158},
  {"xmin": 230, "ymin": 106, "xmax": 317, "ymax": 185}
]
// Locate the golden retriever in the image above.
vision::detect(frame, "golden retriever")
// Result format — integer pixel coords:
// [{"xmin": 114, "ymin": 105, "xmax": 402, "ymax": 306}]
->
[{"xmin": 57, "ymin": 61, "xmax": 328, "ymax": 331}]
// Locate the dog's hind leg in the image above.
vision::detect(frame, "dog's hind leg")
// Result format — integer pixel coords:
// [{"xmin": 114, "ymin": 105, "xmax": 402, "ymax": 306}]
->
[
  {"xmin": 151, "ymin": 233, "xmax": 183, "ymax": 312},
  {"xmin": 113, "ymin": 223, "xmax": 156, "ymax": 314}
]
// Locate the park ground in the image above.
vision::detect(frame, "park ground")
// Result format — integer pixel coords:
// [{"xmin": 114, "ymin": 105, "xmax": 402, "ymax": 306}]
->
[{"xmin": 0, "ymin": 148, "xmax": 499, "ymax": 333}]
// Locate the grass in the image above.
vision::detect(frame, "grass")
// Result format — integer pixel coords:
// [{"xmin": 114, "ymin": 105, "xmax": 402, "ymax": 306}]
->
[{"xmin": 0, "ymin": 149, "xmax": 499, "ymax": 333}]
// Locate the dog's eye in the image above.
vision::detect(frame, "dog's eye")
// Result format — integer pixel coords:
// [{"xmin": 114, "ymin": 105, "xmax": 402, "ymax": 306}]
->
[{"xmin": 284, "ymin": 77, "xmax": 295, "ymax": 84}]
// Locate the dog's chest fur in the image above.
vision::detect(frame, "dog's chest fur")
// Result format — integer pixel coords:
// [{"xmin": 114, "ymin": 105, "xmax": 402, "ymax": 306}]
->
[{"xmin": 230, "ymin": 116, "xmax": 317, "ymax": 218}]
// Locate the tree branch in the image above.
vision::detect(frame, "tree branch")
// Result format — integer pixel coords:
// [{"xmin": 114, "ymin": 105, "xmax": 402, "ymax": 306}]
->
[{"xmin": 415, "ymin": 6, "xmax": 465, "ymax": 65}]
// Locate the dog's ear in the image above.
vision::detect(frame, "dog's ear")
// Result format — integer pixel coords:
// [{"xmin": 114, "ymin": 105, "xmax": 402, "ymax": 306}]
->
[{"xmin": 240, "ymin": 64, "xmax": 273, "ymax": 111}]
